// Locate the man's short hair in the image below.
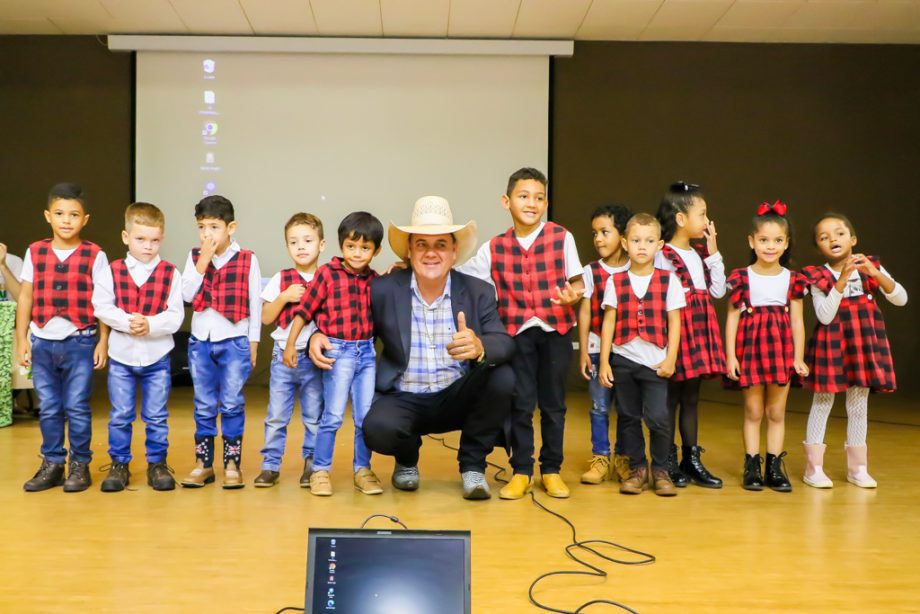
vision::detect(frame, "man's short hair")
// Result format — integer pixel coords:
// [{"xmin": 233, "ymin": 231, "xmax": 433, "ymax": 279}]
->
[
  {"xmin": 125, "ymin": 202, "xmax": 165, "ymax": 230},
  {"xmin": 285, "ymin": 212, "xmax": 324, "ymax": 240},
  {"xmin": 195, "ymin": 195, "xmax": 234, "ymax": 223}
]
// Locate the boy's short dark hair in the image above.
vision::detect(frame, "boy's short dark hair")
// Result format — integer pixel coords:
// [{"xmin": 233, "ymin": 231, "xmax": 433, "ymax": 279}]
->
[
  {"xmin": 506, "ymin": 167, "xmax": 547, "ymax": 196},
  {"xmin": 48, "ymin": 182, "xmax": 86, "ymax": 208},
  {"xmin": 285, "ymin": 212, "xmax": 324, "ymax": 241},
  {"xmin": 195, "ymin": 195, "xmax": 234, "ymax": 223},
  {"xmin": 591, "ymin": 204, "xmax": 633, "ymax": 235},
  {"xmin": 338, "ymin": 211, "xmax": 383, "ymax": 248}
]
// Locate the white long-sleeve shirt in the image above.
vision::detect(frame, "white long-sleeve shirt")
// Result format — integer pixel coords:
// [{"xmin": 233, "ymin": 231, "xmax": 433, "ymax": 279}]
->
[
  {"xmin": 181, "ymin": 241, "xmax": 262, "ymax": 342},
  {"xmin": 93, "ymin": 254, "xmax": 184, "ymax": 366},
  {"xmin": 810, "ymin": 264, "xmax": 907, "ymax": 325},
  {"xmin": 654, "ymin": 245, "xmax": 726, "ymax": 299}
]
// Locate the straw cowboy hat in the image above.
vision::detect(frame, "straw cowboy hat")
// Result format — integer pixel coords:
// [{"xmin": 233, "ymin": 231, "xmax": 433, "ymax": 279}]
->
[{"xmin": 388, "ymin": 196, "xmax": 478, "ymax": 264}]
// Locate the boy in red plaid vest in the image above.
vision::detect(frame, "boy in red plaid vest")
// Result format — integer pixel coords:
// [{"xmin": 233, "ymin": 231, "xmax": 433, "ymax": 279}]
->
[
  {"xmin": 93, "ymin": 202, "xmax": 184, "ymax": 492},
  {"xmin": 180, "ymin": 195, "xmax": 262, "ymax": 489},
  {"xmin": 576, "ymin": 204, "xmax": 633, "ymax": 486},
  {"xmin": 598, "ymin": 214, "xmax": 685, "ymax": 497},
  {"xmin": 19, "ymin": 183, "xmax": 111, "ymax": 493},
  {"xmin": 458, "ymin": 168, "xmax": 584, "ymax": 500},
  {"xmin": 283, "ymin": 212, "xmax": 384, "ymax": 497},
  {"xmin": 254, "ymin": 212, "xmax": 326, "ymax": 488}
]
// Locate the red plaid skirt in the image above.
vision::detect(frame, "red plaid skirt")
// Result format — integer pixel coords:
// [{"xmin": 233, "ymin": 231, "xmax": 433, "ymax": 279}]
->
[
  {"xmin": 804, "ymin": 293, "xmax": 896, "ymax": 393},
  {"xmin": 674, "ymin": 290, "xmax": 725, "ymax": 381},
  {"xmin": 726, "ymin": 304, "xmax": 795, "ymax": 388}
]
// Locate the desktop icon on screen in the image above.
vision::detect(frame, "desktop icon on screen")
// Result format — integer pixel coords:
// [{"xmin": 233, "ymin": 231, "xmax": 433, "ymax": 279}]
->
[
  {"xmin": 203, "ymin": 59, "xmax": 215, "ymax": 74},
  {"xmin": 204, "ymin": 90, "xmax": 215, "ymax": 104}
]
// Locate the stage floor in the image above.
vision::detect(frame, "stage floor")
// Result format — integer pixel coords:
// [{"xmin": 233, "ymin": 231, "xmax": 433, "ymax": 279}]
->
[{"xmin": 1, "ymin": 384, "xmax": 918, "ymax": 613}]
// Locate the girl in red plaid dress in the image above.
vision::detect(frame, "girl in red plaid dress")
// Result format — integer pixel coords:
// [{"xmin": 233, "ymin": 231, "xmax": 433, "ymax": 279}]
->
[
  {"xmin": 654, "ymin": 181, "xmax": 726, "ymax": 489},
  {"xmin": 800, "ymin": 214, "xmax": 907, "ymax": 490},
  {"xmin": 724, "ymin": 202, "xmax": 809, "ymax": 492}
]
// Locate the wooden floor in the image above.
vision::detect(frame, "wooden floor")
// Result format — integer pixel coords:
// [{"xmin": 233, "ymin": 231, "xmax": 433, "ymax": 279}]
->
[{"xmin": 1, "ymin": 383, "xmax": 918, "ymax": 613}]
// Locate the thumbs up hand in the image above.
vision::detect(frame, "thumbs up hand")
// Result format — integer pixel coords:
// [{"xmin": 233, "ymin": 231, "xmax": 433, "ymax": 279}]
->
[{"xmin": 447, "ymin": 310, "xmax": 483, "ymax": 362}]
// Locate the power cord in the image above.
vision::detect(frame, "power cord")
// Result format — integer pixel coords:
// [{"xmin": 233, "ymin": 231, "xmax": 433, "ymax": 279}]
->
[{"xmin": 426, "ymin": 434, "xmax": 654, "ymax": 614}]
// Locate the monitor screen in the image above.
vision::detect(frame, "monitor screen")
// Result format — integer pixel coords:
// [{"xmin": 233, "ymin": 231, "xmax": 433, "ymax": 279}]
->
[{"xmin": 306, "ymin": 528, "xmax": 471, "ymax": 614}]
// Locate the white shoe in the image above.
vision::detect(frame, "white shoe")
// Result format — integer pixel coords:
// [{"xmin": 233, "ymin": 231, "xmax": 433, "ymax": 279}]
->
[{"xmin": 803, "ymin": 466, "xmax": 833, "ymax": 489}]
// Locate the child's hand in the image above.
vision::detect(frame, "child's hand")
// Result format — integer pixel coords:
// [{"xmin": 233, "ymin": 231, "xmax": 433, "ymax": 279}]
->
[
  {"xmin": 129, "ymin": 313, "xmax": 150, "ymax": 336},
  {"xmin": 579, "ymin": 352, "xmax": 593, "ymax": 381},
  {"xmin": 852, "ymin": 253, "xmax": 879, "ymax": 278},
  {"xmin": 794, "ymin": 359, "xmax": 809, "ymax": 378},
  {"xmin": 705, "ymin": 221, "xmax": 719, "ymax": 255},
  {"xmin": 654, "ymin": 359, "xmax": 676, "ymax": 379},
  {"xmin": 199, "ymin": 237, "xmax": 219, "ymax": 264},
  {"xmin": 280, "ymin": 283, "xmax": 306, "ymax": 304},
  {"xmin": 551, "ymin": 282, "xmax": 585, "ymax": 306},
  {"xmin": 384, "ymin": 260, "xmax": 409, "ymax": 275},
  {"xmin": 0, "ymin": 242, "xmax": 8, "ymax": 265},
  {"xmin": 17, "ymin": 338, "xmax": 31, "ymax": 367},
  {"xmin": 725, "ymin": 356, "xmax": 740, "ymax": 381},
  {"xmin": 94, "ymin": 340, "xmax": 108, "ymax": 370},
  {"xmin": 283, "ymin": 344, "xmax": 298, "ymax": 369},
  {"xmin": 250, "ymin": 341, "xmax": 258, "ymax": 368},
  {"xmin": 599, "ymin": 362, "xmax": 614, "ymax": 389}
]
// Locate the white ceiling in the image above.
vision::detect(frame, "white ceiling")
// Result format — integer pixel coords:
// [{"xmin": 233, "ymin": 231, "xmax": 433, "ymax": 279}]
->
[{"xmin": 1, "ymin": 0, "xmax": 918, "ymax": 44}]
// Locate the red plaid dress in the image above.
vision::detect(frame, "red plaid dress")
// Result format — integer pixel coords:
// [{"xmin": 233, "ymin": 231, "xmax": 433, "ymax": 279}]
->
[
  {"xmin": 661, "ymin": 245, "xmax": 725, "ymax": 380},
  {"xmin": 725, "ymin": 267, "xmax": 808, "ymax": 388},
  {"xmin": 29, "ymin": 239, "xmax": 101, "ymax": 329},
  {"xmin": 801, "ymin": 258, "xmax": 895, "ymax": 393},
  {"xmin": 110, "ymin": 259, "xmax": 175, "ymax": 316}
]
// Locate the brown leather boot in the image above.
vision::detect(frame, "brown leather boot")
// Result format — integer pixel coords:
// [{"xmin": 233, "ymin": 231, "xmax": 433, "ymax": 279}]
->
[
  {"xmin": 652, "ymin": 469, "xmax": 677, "ymax": 497},
  {"xmin": 619, "ymin": 464, "xmax": 649, "ymax": 495},
  {"xmin": 181, "ymin": 459, "xmax": 215, "ymax": 488}
]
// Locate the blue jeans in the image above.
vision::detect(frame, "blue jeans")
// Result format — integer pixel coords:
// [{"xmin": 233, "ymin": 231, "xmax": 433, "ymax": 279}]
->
[
  {"xmin": 188, "ymin": 335, "xmax": 252, "ymax": 440},
  {"xmin": 260, "ymin": 343, "xmax": 324, "ymax": 471},
  {"xmin": 107, "ymin": 355, "xmax": 171, "ymax": 464},
  {"xmin": 588, "ymin": 353, "xmax": 624, "ymax": 457},
  {"xmin": 313, "ymin": 338, "xmax": 375, "ymax": 473},
  {"xmin": 31, "ymin": 332, "xmax": 96, "ymax": 463}
]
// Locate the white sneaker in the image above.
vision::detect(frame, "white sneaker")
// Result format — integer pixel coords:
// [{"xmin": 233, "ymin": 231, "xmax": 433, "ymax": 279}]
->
[{"xmin": 803, "ymin": 466, "xmax": 833, "ymax": 489}]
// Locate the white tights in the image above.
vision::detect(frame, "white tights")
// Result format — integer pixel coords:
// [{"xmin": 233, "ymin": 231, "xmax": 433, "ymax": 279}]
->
[{"xmin": 805, "ymin": 387, "xmax": 869, "ymax": 446}]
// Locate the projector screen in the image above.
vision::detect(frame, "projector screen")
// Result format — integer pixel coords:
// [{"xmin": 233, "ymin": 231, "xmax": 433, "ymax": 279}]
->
[{"xmin": 135, "ymin": 51, "xmax": 549, "ymax": 275}]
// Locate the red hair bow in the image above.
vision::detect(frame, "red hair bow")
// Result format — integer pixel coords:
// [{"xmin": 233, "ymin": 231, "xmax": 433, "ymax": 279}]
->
[{"xmin": 757, "ymin": 200, "xmax": 787, "ymax": 216}]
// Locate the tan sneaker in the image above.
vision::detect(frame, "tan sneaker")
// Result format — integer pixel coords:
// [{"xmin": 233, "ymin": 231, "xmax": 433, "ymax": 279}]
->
[
  {"xmin": 223, "ymin": 461, "xmax": 244, "ymax": 489},
  {"xmin": 499, "ymin": 473, "xmax": 533, "ymax": 500},
  {"xmin": 619, "ymin": 465, "xmax": 649, "ymax": 495},
  {"xmin": 180, "ymin": 460, "xmax": 215, "ymax": 488},
  {"xmin": 354, "ymin": 468, "xmax": 384, "ymax": 495},
  {"xmin": 580, "ymin": 455, "xmax": 610, "ymax": 484},
  {"xmin": 310, "ymin": 470, "xmax": 333, "ymax": 496},
  {"xmin": 611, "ymin": 454, "xmax": 632, "ymax": 482},
  {"xmin": 652, "ymin": 469, "xmax": 677, "ymax": 497},
  {"xmin": 541, "ymin": 473, "xmax": 571, "ymax": 498}
]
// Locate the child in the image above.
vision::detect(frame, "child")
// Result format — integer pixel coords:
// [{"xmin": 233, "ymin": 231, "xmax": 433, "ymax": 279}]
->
[
  {"xmin": 254, "ymin": 213, "xmax": 326, "ymax": 488},
  {"xmin": 800, "ymin": 213, "xmax": 907, "ymax": 489},
  {"xmin": 93, "ymin": 202, "xmax": 184, "ymax": 492},
  {"xmin": 724, "ymin": 201, "xmax": 809, "ymax": 492},
  {"xmin": 180, "ymin": 195, "xmax": 262, "ymax": 489},
  {"xmin": 654, "ymin": 181, "xmax": 725, "ymax": 489},
  {"xmin": 598, "ymin": 213, "xmax": 685, "ymax": 497},
  {"xmin": 18, "ymin": 183, "xmax": 110, "ymax": 493},
  {"xmin": 283, "ymin": 212, "xmax": 383, "ymax": 497},
  {"xmin": 577, "ymin": 204, "xmax": 632, "ymax": 485},
  {"xmin": 459, "ymin": 167, "xmax": 584, "ymax": 499}
]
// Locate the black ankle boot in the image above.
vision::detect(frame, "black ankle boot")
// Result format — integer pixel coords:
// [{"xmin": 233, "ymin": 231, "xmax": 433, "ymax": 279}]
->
[
  {"xmin": 101, "ymin": 462, "xmax": 131, "ymax": 492},
  {"xmin": 194, "ymin": 435, "xmax": 215, "ymax": 468},
  {"xmin": 764, "ymin": 452, "xmax": 792, "ymax": 492},
  {"xmin": 667, "ymin": 444, "xmax": 690, "ymax": 487},
  {"xmin": 742, "ymin": 454, "xmax": 764, "ymax": 491},
  {"xmin": 23, "ymin": 458, "xmax": 66, "ymax": 492},
  {"xmin": 680, "ymin": 445, "xmax": 723, "ymax": 489},
  {"xmin": 63, "ymin": 461, "xmax": 92, "ymax": 493}
]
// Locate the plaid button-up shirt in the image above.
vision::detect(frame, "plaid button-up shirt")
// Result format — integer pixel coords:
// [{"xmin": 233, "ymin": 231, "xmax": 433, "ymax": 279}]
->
[
  {"xmin": 396, "ymin": 273, "xmax": 468, "ymax": 393},
  {"xmin": 295, "ymin": 256, "xmax": 376, "ymax": 340}
]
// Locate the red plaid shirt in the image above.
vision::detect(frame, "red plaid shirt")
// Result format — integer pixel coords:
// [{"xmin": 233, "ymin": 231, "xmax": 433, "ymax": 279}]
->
[
  {"xmin": 111, "ymin": 258, "xmax": 175, "ymax": 316},
  {"xmin": 295, "ymin": 257, "xmax": 376, "ymax": 340},
  {"xmin": 275, "ymin": 268, "xmax": 304, "ymax": 329},
  {"xmin": 30, "ymin": 239, "xmax": 101, "ymax": 329},
  {"xmin": 588, "ymin": 261, "xmax": 611, "ymax": 337},
  {"xmin": 191, "ymin": 248, "xmax": 253, "ymax": 323},
  {"xmin": 611, "ymin": 268, "xmax": 671, "ymax": 349},
  {"xmin": 489, "ymin": 222, "xmax": 576, "ymax": 336}
]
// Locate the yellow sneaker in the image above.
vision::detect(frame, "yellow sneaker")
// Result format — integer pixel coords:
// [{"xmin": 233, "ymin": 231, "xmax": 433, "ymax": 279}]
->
[
  {"xmin": 612, "ymin": 454, "xmax": 632, "ymax": 483},
  {"xmin": 354, "ymin": 468, "xmax": 384, "ymax": 495},
  {"xmin": 499, "ymin": 474, "xmax": 534, "ymax": 500},
  {"xmin": 580, "ymin": 455, "xmax": 610, "ymax": 484},
  {"xmin": 541, "ymin": 473, "xmax": 570, "ymax": 498},
  {"xmin": 310, "ymin": 470, "xmax": 333, "ymax": 496}
]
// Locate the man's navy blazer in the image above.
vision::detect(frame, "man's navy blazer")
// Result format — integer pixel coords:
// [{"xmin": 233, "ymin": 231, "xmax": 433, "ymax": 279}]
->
[{"xmin": 371, "ymin": 268, "xmax": 514, "ymax": 393}]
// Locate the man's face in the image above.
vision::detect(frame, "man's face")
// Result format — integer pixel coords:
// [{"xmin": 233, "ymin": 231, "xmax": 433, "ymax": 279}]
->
[{"xmin": 407, "ymin": 233, "xmax": 457, "ymax": 283}]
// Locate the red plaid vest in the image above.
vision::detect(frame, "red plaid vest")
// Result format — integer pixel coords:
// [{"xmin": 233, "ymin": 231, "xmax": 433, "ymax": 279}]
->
[
  {"xmin": 111, "ymin": 259, "xmax": 175, "ymax": 316},
  {"xmin": 191, "ymin": 248, "xmax": 253, "ymax": 323},
  {"xmin": 662, "ymin": 244, "xmax": 711, "ymax": 291},
  {"xmin": 611, "ymin": 268, "xmax": 671, "ymax": 349},
  {"xmin": 588, "ymin": 261, "xmax": 612, "ymax": 336},
  {"xmin": 489, "ymin": 222, "xmax": 575, "ymax": 336},
  {"xmin": 30, "ymin": 239, "xmax": 100, "ymax": 329},
  {"xmin": 276, "ymin": 268, "xmax": 304, "ymax": 328},
  {"xmin": 805, "ymin": 257, "xmax": 880, "ymax": 296}
]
